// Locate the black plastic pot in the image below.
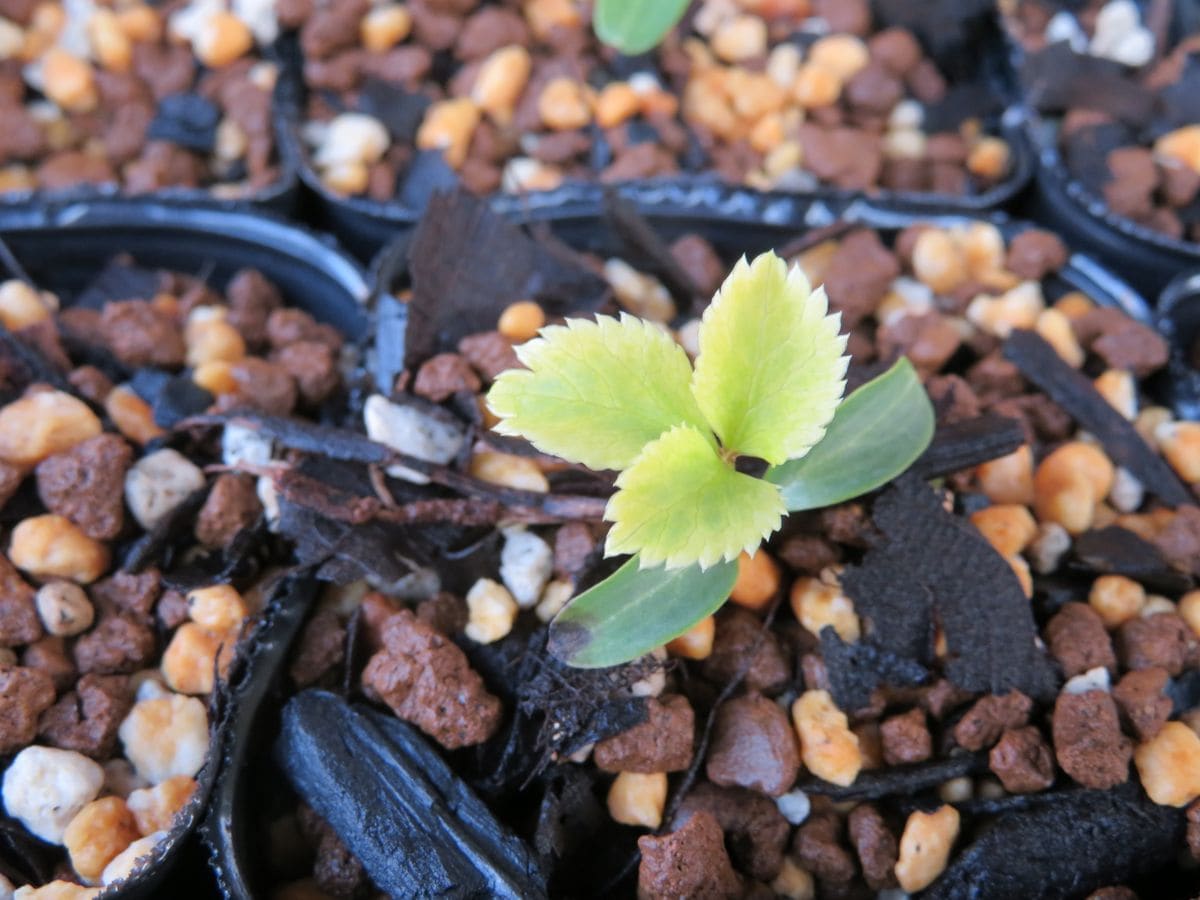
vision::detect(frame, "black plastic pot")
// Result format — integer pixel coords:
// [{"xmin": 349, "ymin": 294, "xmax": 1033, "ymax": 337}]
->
[
  {"xmin": 278, "ymin": 13, "xmax": 1034, "ymax": 262},
  {"xmin": 1019, "ymin": 122, "xmax": 1200, "ymax": 300},
  {"xmin": 207, "ymin": 202, "xmax": 1168, "ymax": 899},
  {"xmin": 0, "ymin": 59, "xmax": 300, "ymax": 222},
  {"xmin": 1008, "ymin": 0, "xmax": 1200, "ymax": 298},
  {"xmin": 0, "ymin": 205, "xmax": 368, "ymax": 898}
]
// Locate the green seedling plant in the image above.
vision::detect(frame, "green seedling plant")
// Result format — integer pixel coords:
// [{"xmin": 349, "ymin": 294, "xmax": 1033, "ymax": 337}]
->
[
  {"xmin": 593, "ymin": 0, "xmax": 690, "ymax": 54},
  {"xmin": 488, "ymin": 251, "xmax": 935, "ymax": 667}
]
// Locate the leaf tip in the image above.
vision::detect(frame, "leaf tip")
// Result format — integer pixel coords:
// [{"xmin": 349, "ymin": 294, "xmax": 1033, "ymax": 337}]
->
[{"xmin": 547, "ymin": 616, "xmax": 594, "ymax": 665}]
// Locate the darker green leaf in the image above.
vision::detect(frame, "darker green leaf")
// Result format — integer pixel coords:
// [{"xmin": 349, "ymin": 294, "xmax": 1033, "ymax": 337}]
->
[
  {"xmin": 766, "ymin": 357, "xmax": 934, "ymax": 511},
  {"xmin": 593, "ymin": 0, "xmax": 691, "ymax": 54},
  {"xmin": 549, "ymin": 554, "xmax": 737, "ymax": 668}
]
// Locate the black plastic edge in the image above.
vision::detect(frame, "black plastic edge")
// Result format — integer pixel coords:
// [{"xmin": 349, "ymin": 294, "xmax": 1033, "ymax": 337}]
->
[
  {"xmin": 280, "ymin": 52, "xmax": 1033, "ymax": 260},
  {"xmin": 0, "ymin": 202, "xmax": 371, "ymax": 340},
  {"xmin": 200, "ymin": 574, "xmax": 320, "ymax": 900},
  {"xmin": 1155, "ymin": 270, "xmax": 1200, "ymax": 419}
]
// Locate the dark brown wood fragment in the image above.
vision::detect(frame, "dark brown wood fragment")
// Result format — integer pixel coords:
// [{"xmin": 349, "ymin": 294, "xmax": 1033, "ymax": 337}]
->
[
  {"xmin": 184, "ymin": 413, "xmax": 610, "ymax": 522},
  {"xmin": 603, "ymin": 190, "xmax": 702, "ymax": 308},
  {"xmin": 405, "ymin": 191, "xmax": 606, "ymax": 366},
  {"xmin": 1071, "ymin": 526, "xmax": 1194, "ymax": 594},
  {"xmin": 798, "ymin": 752, "xmax": 987, "ymax": 801},
  {"xmin": 913, "ymin": 413, "xmax": 1026, "ymax": 480},
  {"xmin": 1004, "ymin": 330, "xmax": 1194, "ymax": 507},
  {"xmin": 1019, "ymin": 43, "xmax": 1155, "ymax": 127},
  {"xmin": 844, "ymin": 475, "xmax": 1059, "ymax": 700}
]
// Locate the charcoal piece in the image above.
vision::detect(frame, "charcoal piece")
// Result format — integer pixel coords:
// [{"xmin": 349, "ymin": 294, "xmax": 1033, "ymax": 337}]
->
[
  {"xmin": 405, "ymin": 191, "xmax": 607, "ymax": 366},
  {"xmin": 1063, "ymin": 122, "xmax": 1136, "ymax": 192},
  {"xmin": 153, "ymin": 376, "xmax": 213, "ymax": 427},
  {"xmin": 207, "ymin": 414, "xmax": 392, "ymax": 465},
  {"xmin": 129, "ymin": 367, "xmax": 170, "ymax": 403},
  {"xmin": 535, "ymin": 766, "xmax": 639, "ymax": 899},
  {"xmin": 1005, "ymin": 330, "xmax": 1195, "ymax": 507},
  {"xmin": 128, "ymin": 369, "xmax": 213, "ymax": 427},
  {"xmin": 0, "ymin": 329, "xmax": 71, "ymax": 394},
  {"xmin": 913, "ymin": 413, "xmax": 1025, "ymax": 480},
  {"xmin": 922, "ymin": 82, "xmax": 1002, "ymax": 133},
  {"xmin": 799, "ymin": 752, "xmax": 987, "ymax": 801},
  {"xmin": 1020, "ymin": 43, "xmax": 1154, "ymax": 127},
  {"xmin": 73, "ymin": 259, "xmax": 161, "ymax": 310},
  {"xmin": 120, "ymin": 487, "xmax": 208, "ymax": 573},
  {"xmin": 873, "ymin": 0, "xmax": 993, "ymax": 62},
  {"xmin": 588, "ymin": 125, "xmax": 613, "ymax": 171},
  {"xmin": 1071, "ymin": 527, "xmax": 1194, "ymax": 594},
  {"xmin": 1160, "ymin": 55, "xmax": 1200, "ymax": 130},
  {"xmin": 604, "ymin": 190, "xmax": 702, "ymax": 309},
  {"xmin": 820, "ymin": 627, "xmax": 929, "ymax": 713},
  {"xmin": 146, "ymin": 92, "xmax": 220, "ymax": 153},
  {"xmin": 624, "ymin": 120, "xmax": 659, "ymax": 146},
  {"xmin": 357, "ymin": 78, "xmax": 431, "ymax": 142},
  {"xmin": 0, "ymin": 815, "xmax": 58, "ymax": 889},
  {"xmin": 372, "ymin": 286, "xmax": 409, "ymax": 394},
  {"xmin": 55, "ymin": 329, "xmax": 128, "ymax": 385},
  {"xmin": 923, "ymin": 784, "xmax": 1184, "ymax": 899},
  {"xmin": 397, "ymin": 150, "xmax": 460, "ymax": 210},
  {"xmin": 162, "ymin": 518, "xmax": 268, "ymax": 592},
  {"xmin": 278, "ymin": 690, "xmax": 548, "ymax": 900},
  {"xmin": 1167, "ymin": 669, "xmax": 1200, "ymax": 715},
  {"xmin": 845, "ymin": 474, "xmax": 1059, "ymax": 699},
  {"xmin": 277, "ymin": 500, "xmax": 426, "ymax": 590},
  {"xmin": 437, "ymin": 529, "xmax": 501, "ymax": 597}
]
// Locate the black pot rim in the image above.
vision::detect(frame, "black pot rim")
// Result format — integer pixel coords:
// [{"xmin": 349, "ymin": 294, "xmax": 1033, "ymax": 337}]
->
[{"xmin": 0, "ymin": 200, "xmax": 370, "ymax": 311}]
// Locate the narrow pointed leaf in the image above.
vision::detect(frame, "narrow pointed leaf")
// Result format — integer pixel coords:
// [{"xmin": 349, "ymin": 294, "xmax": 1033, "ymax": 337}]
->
[
  {"xmin": 767, "ymin": 358, "xmax": 935, "ymax": 511},
  {"xmin": 605, "ymin": 424, "xmax": 785, "ymax": 570},
  {"xmin": 549, "ymin": 555, "xmax": 737, "ymax": 667},
  {"xmin": 691, "ymin": 252, "xmax": 849, "ymax": 465},
  {"xmin": 593, "ymin": 0, "xmax": 690, "ymax": 54},
  {"xmin": 486, "ymin": 314, "xmax": 709, "ymax": 471}
]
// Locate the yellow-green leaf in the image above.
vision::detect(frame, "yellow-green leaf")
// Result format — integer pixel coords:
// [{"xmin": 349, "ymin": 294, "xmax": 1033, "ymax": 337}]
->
[
  {"xmin": 691, "ymin": 251, "xmax": 849, "ymax": 465},
  {"xmin": 604, "ymin": 424, "xmax": 785, "ymax": 570},
  {"xmin": 486, "ymin": 314, "xmax": 709, "ymax": 471},
  {"xmin": 548, "ymin": 554, "xmax": 737, "ymax": 668},
  {"xmin": 593, "ymin": 0, "xmax": 690, "ymax": 54}
]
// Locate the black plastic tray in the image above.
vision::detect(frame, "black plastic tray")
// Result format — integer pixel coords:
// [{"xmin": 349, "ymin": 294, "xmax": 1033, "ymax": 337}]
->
[
  {"xmin": 1008, "ymin": 0, "xmax": 1200, "ymax": 298},
  {"xmin": 0, "ymin": 205, "xmax": 369, "ymax": 898},
  {"xmin": 207, "ymin": 203, "xmax": 1165, "ymax": 900}
]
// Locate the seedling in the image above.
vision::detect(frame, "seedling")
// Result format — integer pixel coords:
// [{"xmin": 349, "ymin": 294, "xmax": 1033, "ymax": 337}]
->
[
  {"xmin": 593, "ymin": 0, "xmax": 690, "ymax": 54},
  {"xmin": 488, "ymin": 251, "xmax": 935, "ymax": 667}
]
